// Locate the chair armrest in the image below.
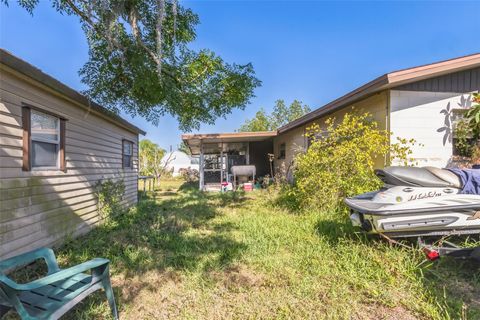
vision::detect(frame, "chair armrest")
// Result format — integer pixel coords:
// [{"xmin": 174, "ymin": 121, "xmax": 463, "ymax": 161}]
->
[
  {"xmin": 0, "ymin": 248, "xmax": 60, "ymax": 275},
  {"xmin": 0, "ymin": 258, "xmax": 110, "ymax": 291}
]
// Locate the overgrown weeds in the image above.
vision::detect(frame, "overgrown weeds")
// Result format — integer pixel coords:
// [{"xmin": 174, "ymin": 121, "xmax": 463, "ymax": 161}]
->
[{"xmin": 4, "ymin": 181, "xmax": 479, "ymax": 319}]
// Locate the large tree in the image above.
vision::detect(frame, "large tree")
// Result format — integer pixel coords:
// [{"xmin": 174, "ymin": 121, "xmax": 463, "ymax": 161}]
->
[
  {"xmin": 238, "ymin": 99, "xmax": 311, "ymax": 132},
  {"xmin": 4, "ymin": 0, "xmax": 261, "ymax": 131}
]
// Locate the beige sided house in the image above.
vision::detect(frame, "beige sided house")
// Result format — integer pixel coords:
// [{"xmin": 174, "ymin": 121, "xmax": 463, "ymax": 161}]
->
[
  {"xmin": 183, "ymin": 53, "xmax": 480, "ymax": 191},
  {"xmin": 0, "ymin": 49, "xmax": 145, "ymax": 260}
]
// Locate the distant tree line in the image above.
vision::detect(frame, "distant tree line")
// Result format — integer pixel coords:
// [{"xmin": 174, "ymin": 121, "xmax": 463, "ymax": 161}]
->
[{"xmin": 238, "ymin": 99, "xmax": 311, "ymax": 132}]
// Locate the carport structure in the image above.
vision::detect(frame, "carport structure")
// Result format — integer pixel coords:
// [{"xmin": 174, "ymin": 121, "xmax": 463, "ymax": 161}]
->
[{"xmin": 182, "ymin": 131, "xmax": 277, "ymax": 191}]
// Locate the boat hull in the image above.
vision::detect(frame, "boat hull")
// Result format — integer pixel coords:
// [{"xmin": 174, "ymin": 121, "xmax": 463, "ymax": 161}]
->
[{"xmin": 346, "ymin": 190, "xmax": 480, "ymax": 237}]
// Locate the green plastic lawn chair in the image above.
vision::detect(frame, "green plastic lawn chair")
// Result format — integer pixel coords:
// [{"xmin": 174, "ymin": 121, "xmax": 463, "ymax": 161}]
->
[{"xmin": 0, "ymin": 248, "xmax": 118, "ymax": 320}]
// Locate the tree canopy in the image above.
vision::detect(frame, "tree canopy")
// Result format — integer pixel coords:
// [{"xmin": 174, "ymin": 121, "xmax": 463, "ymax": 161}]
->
[
  {"xmin": 4, "ymin": 0, "xmax": 261, "ymax": 131},
  {"xmin": 238, "ymin": 100, "xmax": 311, "ymax": 132}
]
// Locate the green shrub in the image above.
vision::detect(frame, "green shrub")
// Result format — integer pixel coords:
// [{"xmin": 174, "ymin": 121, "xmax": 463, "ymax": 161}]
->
[
  {"xmin": 454, "ymin": 119, "xmax": 475, "ymax": 157},
  {"xmin": 454, "ymin": 93, "xmax": 480, "ymax": 157},
  {"xmin": 287, "ymin": 112, "xmax": 416, "ymax": 212},
  {"xmin": 94, "ymin": 179, "xmax": 126, "ymax": 221}
]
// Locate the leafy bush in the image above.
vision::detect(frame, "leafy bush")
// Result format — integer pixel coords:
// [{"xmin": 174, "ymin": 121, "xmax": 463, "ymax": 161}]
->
[
  {"xmin": 286, "ymin": 112, "xmax": 416, "ymax": 211},
  {"xmin": 466, "ymin": 93, "xmax": 480, "ymax": 134},
  {"xmin": 94, "ymin": 179, "xmax": 126, "ymax": 221},
  {"xmin": 179, "ymin": 167, "xmax": 199, "ymax": 182},
  {"xmin": 454, "ymin": 93, "xmax": 480, "ymax": 157},
  {"xmin": 454, "ymin": 119, "xmax": 475, "ymax": 157}
]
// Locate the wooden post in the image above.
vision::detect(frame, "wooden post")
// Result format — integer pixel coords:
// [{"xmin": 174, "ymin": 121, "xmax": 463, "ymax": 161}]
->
[
  {"xmin": 220, "ymin": 144, "xmax": 224, "ymax": 186},
  {"xmin": 199, "ymin": 141, "xmax": 205, "ymax": 191}
]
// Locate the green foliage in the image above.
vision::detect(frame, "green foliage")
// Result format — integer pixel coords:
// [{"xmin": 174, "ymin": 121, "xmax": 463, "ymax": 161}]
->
[
  {"xmin": 4, "ymin": 0, "xmax": 261, "ymax": 131},
  {"xmin": 239, "ymin": 99, "xmax": 311, "ymax": 132},
  {"xmin": 454, "ymin": 120, "xmax": 475, "ymax": 157},
  {"xmin": 391, "ymin": 137, "xmax": 423, "ymax": 166},
  {"xmin": 238, "ymin": 108, "xmax": 271, "ymax": 132},
  {"xmin": 270, "ymin": 99, "xmax": 311, "ymax": 129},
  {"xmin": 288, "ymin": 112, "xmax": 416, "ymax": 211},
  {"xmin": 139, "ymin": 139, "xmax": 165, "ymax": 176},
  {"xmin": 179, "ymin": 167, "xmax": 199, "ymax": 182},
  {"xmin": 178, "ymin": 141, "xmax": 191, "ymax": 155},
  {"xmin": 32, "ymin": 188, "xmax": 478, "ymax": 319},
  {"xmin": 94, "ymin": 179, "xmax": 125, "ymax": 220},
  {"xmin": 454, "ymin": 93, "xmax": 480, "ymax": 157},
  {"xmin": 466, "ymin": 93, "xmax": 480, "ymax": 133}
]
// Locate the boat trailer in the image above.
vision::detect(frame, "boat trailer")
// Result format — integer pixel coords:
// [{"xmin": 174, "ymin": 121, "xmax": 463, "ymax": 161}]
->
[
  {"xmin": 418, "ymin": 238, "xmax": 480, "ymax": 262},
  {"xmin": 378, "ymin": 233, "xmax": 480, "ymax": 262}
]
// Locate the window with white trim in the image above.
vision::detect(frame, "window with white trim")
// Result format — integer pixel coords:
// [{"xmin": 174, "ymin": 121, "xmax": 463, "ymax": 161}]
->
[{"xmin": 31, "ymin": 110, "xmax": 60, "ymax": 168}]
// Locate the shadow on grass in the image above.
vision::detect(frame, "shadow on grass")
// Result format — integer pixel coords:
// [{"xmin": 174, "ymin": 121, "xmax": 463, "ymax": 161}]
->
[
  {"xmin": 314, "ymin": 214, "xmax": 480, "ymax": 318},
  {"xmin": 420, "ymin": 240, "xmax": 480, "ymax": 318},
  {"xmin": 49, "ymin": 182, "xmax": 248, "ymax": 318},
  {"xmin": 314, "ymin": 217, "xmax": 358, "ymax": 244}
]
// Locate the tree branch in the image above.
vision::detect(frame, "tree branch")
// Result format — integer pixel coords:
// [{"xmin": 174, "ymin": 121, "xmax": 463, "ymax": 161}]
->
[
  {"xmin": 66, "ymin": 0, "xmax": 181, "ymax": 85},
  {"xmin": 156, "ymin": 0, "xmax": 165, "ymax": 76}
]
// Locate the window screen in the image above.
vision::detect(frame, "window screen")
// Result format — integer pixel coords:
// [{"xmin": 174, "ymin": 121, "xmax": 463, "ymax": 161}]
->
[
  {"xmin": 32, "ymin": 141, "xmax": 58, "ymax": 167},
  {"xmin": 123, "ymin": 140, "xmax": 133, "ymax": 168},
  {"xmin": 31, "ymin": 110, "xmax": 60, "ymax": 168}
]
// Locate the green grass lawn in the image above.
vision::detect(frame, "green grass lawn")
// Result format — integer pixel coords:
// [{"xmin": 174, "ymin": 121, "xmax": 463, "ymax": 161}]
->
[{"xmin": 6, "ymin": 180, "xmax": 480, "ymax": 319}]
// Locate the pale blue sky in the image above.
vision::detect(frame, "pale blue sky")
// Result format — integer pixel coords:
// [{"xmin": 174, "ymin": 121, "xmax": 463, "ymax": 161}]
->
[{"xmin": 1, "ymin": 1, "xmax": 479, "ymax": 150}]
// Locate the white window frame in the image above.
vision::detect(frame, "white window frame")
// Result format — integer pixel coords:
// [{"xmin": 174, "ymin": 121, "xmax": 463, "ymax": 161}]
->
[{"xmin": 31, "ymin": 110, "xmax": 60, "ymax": 170}]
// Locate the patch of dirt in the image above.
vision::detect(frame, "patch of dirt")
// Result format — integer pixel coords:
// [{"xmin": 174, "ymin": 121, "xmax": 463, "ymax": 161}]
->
[
  {"xmin": 209, "ymin": 264, "xmax": 265, "ymax": 290},
  {"xmin": 112, "ymin": 269, "xmax": 182, "ymax": 304}
]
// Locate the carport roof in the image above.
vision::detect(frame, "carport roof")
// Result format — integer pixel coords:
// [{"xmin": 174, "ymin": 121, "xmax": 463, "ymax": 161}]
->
[{"xmin": 182, "ymin": 131, "xmax": 277, "ymax": 155}]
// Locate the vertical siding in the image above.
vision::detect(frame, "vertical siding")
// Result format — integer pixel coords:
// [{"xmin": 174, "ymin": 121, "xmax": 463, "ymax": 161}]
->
[
  {"xmin": 0, "ymin": 67, "xmax": 139, "ymax": 259},
  {"xmin": 273, "ymin": 91, "xmax": 388, "ymax": 171},
  {"xmin": 395, "ymin": 67, "xmax": 480, "ymax": 92}
]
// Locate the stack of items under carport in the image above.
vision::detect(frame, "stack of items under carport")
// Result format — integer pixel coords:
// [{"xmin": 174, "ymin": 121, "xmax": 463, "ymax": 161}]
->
[{"xmin": 231, "ymin": 165, "xmax": 256, "ymax": 191}]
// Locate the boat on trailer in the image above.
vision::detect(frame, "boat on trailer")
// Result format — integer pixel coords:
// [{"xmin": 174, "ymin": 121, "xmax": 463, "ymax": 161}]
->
[{"xmin": 345, "ymin": 166, "xmax": 480, "ymax": 260}]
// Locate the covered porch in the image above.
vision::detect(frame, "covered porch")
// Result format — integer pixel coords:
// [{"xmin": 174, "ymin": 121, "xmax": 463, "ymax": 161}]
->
[{"xmin": 182, "ymin": 131, "xmax": 277, "ymax": 191}]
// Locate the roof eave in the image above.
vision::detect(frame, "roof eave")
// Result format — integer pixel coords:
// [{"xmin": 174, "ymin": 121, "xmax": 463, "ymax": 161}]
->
[
  {"xmin": 0, "ymin": 48, "xmax": 146, "ymax": 136},
  {"xmin": 181, "ymin": 131, "xmax": 277, "ymax": 141}
]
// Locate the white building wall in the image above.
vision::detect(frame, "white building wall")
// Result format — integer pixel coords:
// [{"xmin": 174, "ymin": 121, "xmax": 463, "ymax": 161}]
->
[
  {"xmin": 389, "ymin": 90, "xmax": 475, "ymax": 168},
  {"xmin": 161, "ymin": 151, "xmax": 199, "ymax": 177}
]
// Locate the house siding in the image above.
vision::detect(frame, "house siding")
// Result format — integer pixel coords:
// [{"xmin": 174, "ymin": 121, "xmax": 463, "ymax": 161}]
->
[
  {"xmin": 273, "ymin": 91, "xmax": 388, "ymax": 172},
  {"xmin": 0, "ymin": 66, "xmax": 139, "ymax": 259},
  {"xmin": 389, "ymin": 90, "xmax": 478, "ymax": 168},
  {"xmin": 395, "ymin": 67, "xmax": 480, "ymax": 93}
]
